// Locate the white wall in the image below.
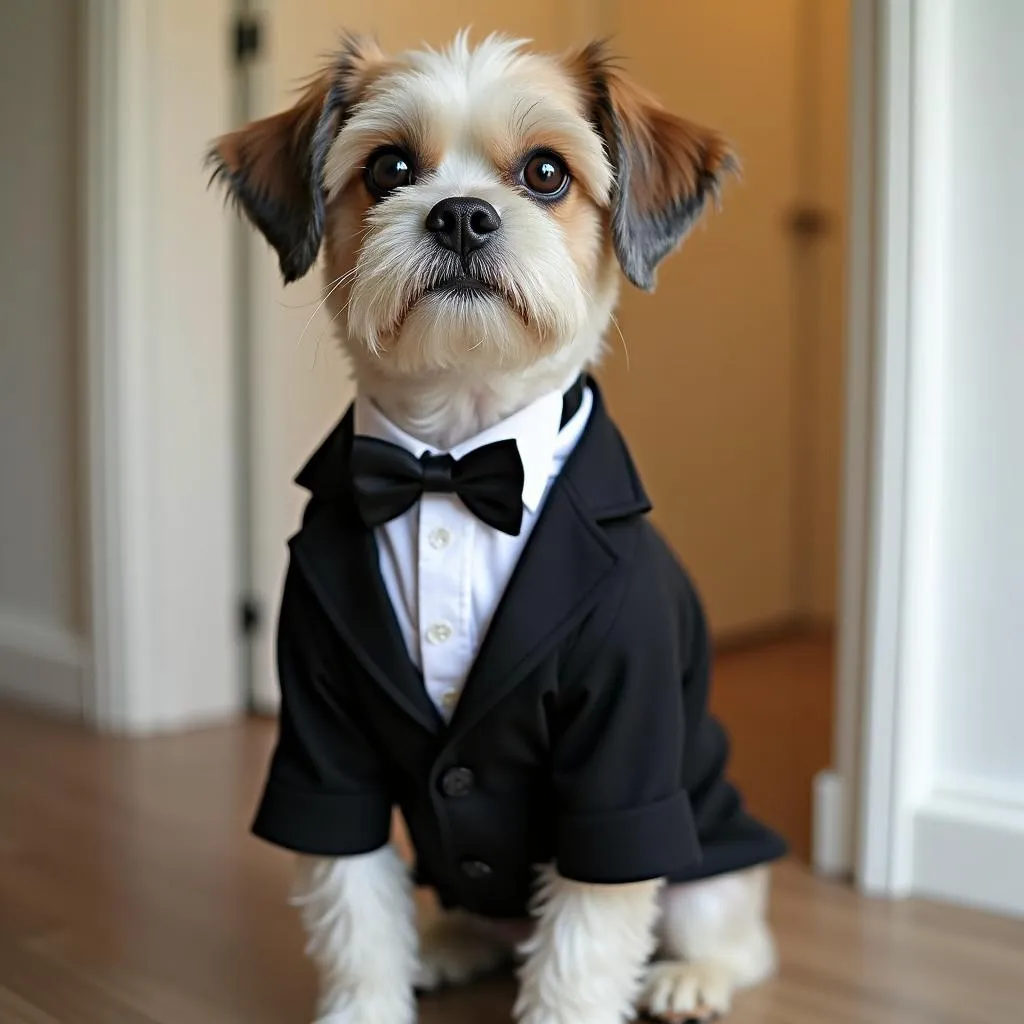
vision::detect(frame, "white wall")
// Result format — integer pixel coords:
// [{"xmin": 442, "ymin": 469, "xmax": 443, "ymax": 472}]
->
[
  {"xmin": 929, "ymin": 0, "xmax": 1024, "ymax": 817},
  {"xmin": 0, "ymin": 0, "xmax": 86, "ymax": 712},
  {"xmin": 912, "ymin": 0, "xmax": 1024, "ymax": 913},
  {"xmin": 857, "ymin": 0, "xmax": 1024, "ymax": 918}
]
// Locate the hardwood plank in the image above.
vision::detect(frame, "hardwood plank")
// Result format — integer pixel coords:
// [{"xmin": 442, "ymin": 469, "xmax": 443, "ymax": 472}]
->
[
  {"xmin": 0, "ymin": 937, "xmax": 161, "ymax": 1024},
  {"xmin": 0, "ymin": 987, "xmax": 63, "ymax": 1024}
]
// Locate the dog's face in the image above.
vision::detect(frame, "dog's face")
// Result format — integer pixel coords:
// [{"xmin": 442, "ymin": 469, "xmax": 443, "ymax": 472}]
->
[{"xmin": 211, "ymin": 33, "xmax": 734, "ymax": 380}]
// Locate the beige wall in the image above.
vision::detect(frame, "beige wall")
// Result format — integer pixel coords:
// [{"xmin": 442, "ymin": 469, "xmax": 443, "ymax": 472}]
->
[
  {"xmin": 0, "ymin": 0, "xmax": 85, "ymax": 709},
  {"xmin": 600, "ymin": 0, "xmax": 848, "ymax": 635}
]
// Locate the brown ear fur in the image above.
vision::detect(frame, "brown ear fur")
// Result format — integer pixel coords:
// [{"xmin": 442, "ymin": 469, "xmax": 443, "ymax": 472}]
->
[
  {"xmin": 568, "ymin": 42, "xmax": 738, "ymax": 291},
  {"xmin": 207, "ymin": 36, "xmax": 384, "ymax": 284}
]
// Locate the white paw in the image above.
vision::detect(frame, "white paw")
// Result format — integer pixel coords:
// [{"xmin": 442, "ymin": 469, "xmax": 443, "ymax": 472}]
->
[
  {"xmin": 640, "ymin": 961, "xmax": 734, "ymax": 1022},
  {"xmin": 414, "ymin": 915, "xmax": 511, "ymax": 991}
]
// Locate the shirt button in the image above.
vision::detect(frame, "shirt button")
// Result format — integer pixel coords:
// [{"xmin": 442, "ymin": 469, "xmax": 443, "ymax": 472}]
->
[
  {"xmin": 426, "ymin": 621, "xmax": 453, "ymax": 645},
  {"xmin": 440, "ymin": 766, "xmax": 475, "ymax": 798},
  {"xmin": 440, "ymin": 689, "xmax": 459, "ymax": 713},
  {"xmin": 428, "ymin": 527, "xmax": 452, "ymax": 550},
  {"xmin": 460, "ymin": 859, "xmax": 493, "ymax": 881}
]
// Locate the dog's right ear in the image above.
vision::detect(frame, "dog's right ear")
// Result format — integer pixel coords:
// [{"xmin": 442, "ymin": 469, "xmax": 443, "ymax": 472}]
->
[
  {"xmin": 568, "ymin": 41, "xmax": 738, "ymax": 292},
  {"xmin": 207, "ymin": 35, "xmax": 383, "ymax": 284}
]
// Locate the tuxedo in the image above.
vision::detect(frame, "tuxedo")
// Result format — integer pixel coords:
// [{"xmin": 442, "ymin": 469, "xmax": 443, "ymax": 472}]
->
[{"xmin": 252, "ymin": 380, "xmax": 787, "ymax": 918}]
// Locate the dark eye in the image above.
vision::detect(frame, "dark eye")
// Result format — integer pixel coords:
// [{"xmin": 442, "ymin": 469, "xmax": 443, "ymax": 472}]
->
[
  {"xmin": 521, "ymin": 151, "xmax": 570, "ymax": 199},
  {"xmin": 364, "ymin": 147, "xmax": 415, "ymax": 199}
]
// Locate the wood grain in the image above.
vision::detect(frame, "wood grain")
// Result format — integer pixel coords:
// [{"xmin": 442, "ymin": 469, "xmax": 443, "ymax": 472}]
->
[{"xmin": 1, "ymin": 638, "xmax": 1022, "ymax": 1023}]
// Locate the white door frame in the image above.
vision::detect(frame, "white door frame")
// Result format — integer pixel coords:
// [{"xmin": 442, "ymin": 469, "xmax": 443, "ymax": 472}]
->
[
  {"xmin": 80, "ymin": 0, "xmax": 242, "ymax": 732},
  {"xmin": 81, "ymin": 0, "xmax": 922, "ymax": 899},
  {"xmin": 847, "ymin": 0, "xmax": 933, "ymax": 895},
  {"xmin": 80, "ymin": 0, "xmax": 155, "ymax": 729},
  {"xmin": 818, "ymin": 0, "xmax": 960, "ymax": 895},
  {"xmin": 811, "ymin": 0, "xmax": 879, "ymax": 880}
]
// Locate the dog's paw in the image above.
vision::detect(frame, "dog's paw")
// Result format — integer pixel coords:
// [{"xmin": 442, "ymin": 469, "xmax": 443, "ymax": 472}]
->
[
  {"xmin": 414, "ymin": 914, "xmax": 511, "ymax": 991},
  {"xmin": 639, "ymin": 960, "xmax": 734, "ymax": 1022}
]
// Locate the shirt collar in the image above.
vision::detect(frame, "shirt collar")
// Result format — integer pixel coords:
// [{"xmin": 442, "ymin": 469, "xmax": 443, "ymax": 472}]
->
[{"xmin": 353, "ymin": 386, "xmax": 570, "ymax": 514}]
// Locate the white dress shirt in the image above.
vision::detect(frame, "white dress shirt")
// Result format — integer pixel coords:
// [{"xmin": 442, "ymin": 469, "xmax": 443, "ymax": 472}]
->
[{"xmin": 353, "ymin": 383, "xmax": 594, "ymax": 721}]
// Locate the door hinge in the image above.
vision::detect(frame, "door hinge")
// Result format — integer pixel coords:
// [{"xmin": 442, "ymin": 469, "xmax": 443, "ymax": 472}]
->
[
  {"xmin": 240, "ymin": 596, "xmax": 263, "ymax": 637},
  {"xmin": 234, "ymin": 15, "xmax": 262, "ymax": 65}
]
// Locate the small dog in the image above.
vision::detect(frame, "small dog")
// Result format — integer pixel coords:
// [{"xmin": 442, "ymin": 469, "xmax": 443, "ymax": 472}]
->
[{"xmin": 211, "ymin": 31, "xmax": 786, "ymax": 1024}]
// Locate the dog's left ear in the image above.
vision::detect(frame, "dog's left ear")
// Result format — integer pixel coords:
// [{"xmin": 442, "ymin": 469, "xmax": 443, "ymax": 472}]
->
[
  {"xmin": 207, "ymin": 35, "xmax": 383, "ymax": 284},
  {"xmin": 569, "ymin": 42, "xmax": 738, "ymax": 291}
]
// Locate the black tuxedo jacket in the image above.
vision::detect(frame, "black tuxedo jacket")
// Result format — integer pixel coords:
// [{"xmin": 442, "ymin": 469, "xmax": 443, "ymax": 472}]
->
[{"xmin": 253, "ymin": 382, "xmax": 786, "ymax": 918}]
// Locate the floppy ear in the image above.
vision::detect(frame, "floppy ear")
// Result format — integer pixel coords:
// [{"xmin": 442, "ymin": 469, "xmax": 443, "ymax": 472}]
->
[
  {"xmin": 571, "ymin": 42, "xmax": 738, "ymax": 291},
  {"xmin": 206, "ymin": 36, "xmax": 381, "ymax": 284}
]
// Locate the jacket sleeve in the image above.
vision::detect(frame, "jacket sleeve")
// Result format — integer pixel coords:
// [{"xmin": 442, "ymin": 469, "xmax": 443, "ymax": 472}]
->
[
  {"xmin": 251, "ymin": 560, "xmax": 393, "ymax": 856},
  {"xmin": 549, "ymin": 534, "xmax": 705, "ymax": 884}
]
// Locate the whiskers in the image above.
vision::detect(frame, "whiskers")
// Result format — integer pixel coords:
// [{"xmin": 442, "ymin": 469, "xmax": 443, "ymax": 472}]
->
[
  {"xmin": 296, "ymin": 267, "xmax": 358, "ymax": 350},
  {"xmin": 311, "ymin": 288, "xmax": 360, "ymax": 369},
  {"xmin": 609, "ymin": 313, "xmax": 631, "ymax": 371}
]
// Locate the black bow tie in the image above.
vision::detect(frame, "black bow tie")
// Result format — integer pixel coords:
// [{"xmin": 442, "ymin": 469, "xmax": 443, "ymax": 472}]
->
[{"xmin": 349, "ymin": 436, "xmax": 526, "ymax": 536}]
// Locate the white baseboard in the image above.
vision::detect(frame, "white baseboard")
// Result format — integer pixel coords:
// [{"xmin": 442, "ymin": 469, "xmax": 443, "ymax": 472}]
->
[
  {"xmin": 0, "ymin": 613, "xmax": 86, "ymax": 717},
  {"xmin": 251, "ymin": 689, "xmax": 280, "ymax": 717},
  {"xmin": 813, "ymin": 768, "xmax": 853, "ymax": 877},
  {"xmin": 913, "ymin": 786, "xmax": 1024, "ymax": 919}
]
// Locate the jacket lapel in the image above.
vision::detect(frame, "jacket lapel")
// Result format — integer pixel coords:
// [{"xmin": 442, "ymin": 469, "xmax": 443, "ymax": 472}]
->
[
  {"xmin": 446, "ymin": 379, "xmax": 652, "ymax": 743},
  {"xmin": 445, "ymin": 483, "xmax": 618, "ymax": 741},
  {"xmin": 289, "ymin": 414, "xmax": 443, "ymax": 734}
]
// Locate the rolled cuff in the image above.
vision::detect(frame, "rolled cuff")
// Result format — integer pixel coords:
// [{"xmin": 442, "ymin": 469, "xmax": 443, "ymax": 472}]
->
[
  {"xmin": 555, "ymin": 791, "xmax": 702, "ymax": 884},
  {"xmin": 552, "ymin": 786, "xmax": 704, "ymax": 884},
  {"xmin": 251, "ymin": 782, "xmax": 392, "ymax": 857}
]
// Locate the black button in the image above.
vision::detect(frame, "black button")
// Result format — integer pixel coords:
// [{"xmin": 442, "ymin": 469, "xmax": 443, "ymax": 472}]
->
[
  {"xmin": 440, "ymin": 766, "xmax": 475, "ymax": 798},
  {"xmin": 460, "ymin": 859, "xmax": 492, "ymax": 881}
]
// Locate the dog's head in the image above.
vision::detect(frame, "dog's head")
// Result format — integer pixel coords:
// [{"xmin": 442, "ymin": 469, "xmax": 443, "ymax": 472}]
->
[{"xmin": 209, "ymin": 32, "xmax": 735, "ymax": 379}]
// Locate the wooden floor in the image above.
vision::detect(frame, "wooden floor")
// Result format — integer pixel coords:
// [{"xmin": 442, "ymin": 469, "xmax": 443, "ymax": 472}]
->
[{"xmin": 2, "ymin": 638, "xmax": 1023, "ymax": 1024}]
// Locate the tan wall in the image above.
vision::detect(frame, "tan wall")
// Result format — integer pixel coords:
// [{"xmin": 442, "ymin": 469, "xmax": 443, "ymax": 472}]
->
[{"xmin": 598, "ymin": 0, "xmax": 848, "ymax": 632}]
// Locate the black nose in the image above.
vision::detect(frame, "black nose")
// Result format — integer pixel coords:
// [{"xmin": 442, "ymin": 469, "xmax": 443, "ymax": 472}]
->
[{"xmin": 425, "ymin": 197, "xmax": 501, "ymax": 257}]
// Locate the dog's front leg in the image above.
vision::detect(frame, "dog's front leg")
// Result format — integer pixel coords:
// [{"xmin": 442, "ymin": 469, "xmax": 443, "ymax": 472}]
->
[
  {"xmin": 293, "ymin": 847, "xmax": 418, "ymax": 1024},
  {"xmin": 515, "ymin": 866, "xmax": 663, "ymax": 1024}
]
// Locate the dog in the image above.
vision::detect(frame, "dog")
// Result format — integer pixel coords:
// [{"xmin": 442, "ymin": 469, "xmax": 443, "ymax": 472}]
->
[{"xmin": 210, "ymin": 30, "xmax": 786, "ymax": 1024}]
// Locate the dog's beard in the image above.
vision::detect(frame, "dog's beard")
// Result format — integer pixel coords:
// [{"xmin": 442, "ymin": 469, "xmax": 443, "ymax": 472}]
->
[{"xmin": 344, "ymin": 191, "xmax": 589, "ymax": 375}]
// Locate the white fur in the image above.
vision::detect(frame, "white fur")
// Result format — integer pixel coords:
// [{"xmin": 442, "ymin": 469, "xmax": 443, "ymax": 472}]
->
[
  {"xmin": 292, "ymin": 847, "xmax": 418, "ymax": 1024},
  {"xmin": 346, "ymin": 276, "xmax": 617, "ymax": 451},
  {"xmin": 513, "ymin": 867, "xmax": 663, "ymax": 1024},
  {"xmin": 656, "ymin": 866, "xmax": 776, "ymax": 983},
  {"xmin": 344, "ymin": 159, "xmax": 588, "ymax": 359},
  {"xmin": 320, "ymin": 33, "xmax": 618, "ymax": 449},
  {"xmin": 643, "ymin": 867, "xmax": 777, "ymax": 1019}
]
